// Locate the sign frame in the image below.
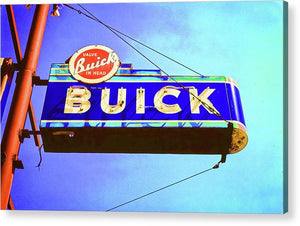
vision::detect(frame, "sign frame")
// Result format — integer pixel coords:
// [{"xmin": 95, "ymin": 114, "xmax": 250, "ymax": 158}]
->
[{"xmin": 40, "ymin": 63, "xmax": 248, "ymax": 155}]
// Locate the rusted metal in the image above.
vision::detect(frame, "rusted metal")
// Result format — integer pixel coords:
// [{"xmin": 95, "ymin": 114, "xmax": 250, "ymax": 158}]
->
[{"xmin": 1, "ymin": 4, "xmax": 49, "ymax": 210}]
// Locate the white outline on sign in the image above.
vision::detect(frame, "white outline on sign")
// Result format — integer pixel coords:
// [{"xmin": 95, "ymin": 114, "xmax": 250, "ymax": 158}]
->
[{"xmin": 68, "ymin": 45, "xmax": 120, "ymax": 84}]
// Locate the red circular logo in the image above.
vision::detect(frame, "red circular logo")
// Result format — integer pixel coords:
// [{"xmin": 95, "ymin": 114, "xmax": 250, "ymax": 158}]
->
[{"xmin": 69, "ymin": 45, "xmax": 120, "ymax": 84}]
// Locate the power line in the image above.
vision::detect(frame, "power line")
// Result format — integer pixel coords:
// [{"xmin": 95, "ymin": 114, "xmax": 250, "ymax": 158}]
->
[
  {"xmin": 65, "ymin": 3, "xmax": 206, "ymax": 78},
  {"xmin": 106, "ymin": 166, "xmax": 215, "ymax": 212},
  {"xmin": 65, "ymin": 4, "xmax": 229, "ymax": 123}
]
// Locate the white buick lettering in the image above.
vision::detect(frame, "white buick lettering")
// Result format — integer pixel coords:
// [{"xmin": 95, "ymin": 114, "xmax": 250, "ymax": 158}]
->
[
  {"xmin": 74, "ymin": 52, "xmax": 118, "ymax": 74},
  {"xmin": 64, "ymin": 86, "xmax": 219, "ymax": 115}
]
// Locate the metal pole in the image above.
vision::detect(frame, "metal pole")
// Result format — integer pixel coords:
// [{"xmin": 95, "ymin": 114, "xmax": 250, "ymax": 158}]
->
[
  {"xmin": 6, "ymin": 5, "xmax": 22, "ymax": 65},
  {"xmin": 1, "ymin": 4, "xmax": 49, "ymax": 210},
  {"xmin": 6, "ymin": 5, "xmax": 42, "ymax": 149}
]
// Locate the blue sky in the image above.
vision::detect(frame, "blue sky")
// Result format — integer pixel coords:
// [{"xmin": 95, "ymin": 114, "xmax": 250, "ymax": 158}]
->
[{"xmin": 1, "ymin": 1, "xmax": 287, "ymax": 214}]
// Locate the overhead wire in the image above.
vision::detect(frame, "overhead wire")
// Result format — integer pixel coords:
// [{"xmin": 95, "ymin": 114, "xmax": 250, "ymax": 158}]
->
[
  {"xmin": 106, "ymin": 166, "xmax": 216, "ymax": 212},
  {"xmin": 64, "ymin": 3, "xmax": 229, "ymax": 123},
  {"xmin": 65, "ymin": 3, "xmax": 206, "ymax": 78}
]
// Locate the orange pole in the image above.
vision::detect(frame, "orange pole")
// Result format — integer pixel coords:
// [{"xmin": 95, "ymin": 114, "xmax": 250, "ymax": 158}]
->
[
  {"xmin": 6, "ymin": 5, "xmax": 23, "ymax": 65},
  {"xmin": 6, "ymin": 5, "xmax": 42, "ymax": 148},
  {"xmin": 0, "ymin": 74, "xmax": 8, "ymax": 99},
  {"xmin": 1, "ymin": 4, "xmax": 49, "ymax": 209}
]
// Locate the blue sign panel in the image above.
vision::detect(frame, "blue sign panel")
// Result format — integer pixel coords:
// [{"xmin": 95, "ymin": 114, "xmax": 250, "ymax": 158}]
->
[{"xmin": 40, "ymin": 63, "xmax": 247, "ymax": 154}]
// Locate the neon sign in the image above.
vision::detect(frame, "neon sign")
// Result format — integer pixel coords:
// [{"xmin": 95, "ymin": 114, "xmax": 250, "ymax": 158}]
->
[{"xmin": 40, "ymin": 63, "xmax": 247, "ymax": 155}]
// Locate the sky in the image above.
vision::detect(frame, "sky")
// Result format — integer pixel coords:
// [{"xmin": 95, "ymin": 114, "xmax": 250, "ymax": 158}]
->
[{"xmin": 1, "ymin": 0, "xmax": 288, "ymax": 217}]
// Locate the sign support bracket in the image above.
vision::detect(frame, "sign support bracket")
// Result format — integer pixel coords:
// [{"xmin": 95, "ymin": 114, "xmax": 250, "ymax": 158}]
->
[
  {"xmin": 32, "ymin": 75, "xmax": 49, "ymax": 86},
  {"xmin": 18, "ymin": 129, "xmax": 42, "ymax": 143}
]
